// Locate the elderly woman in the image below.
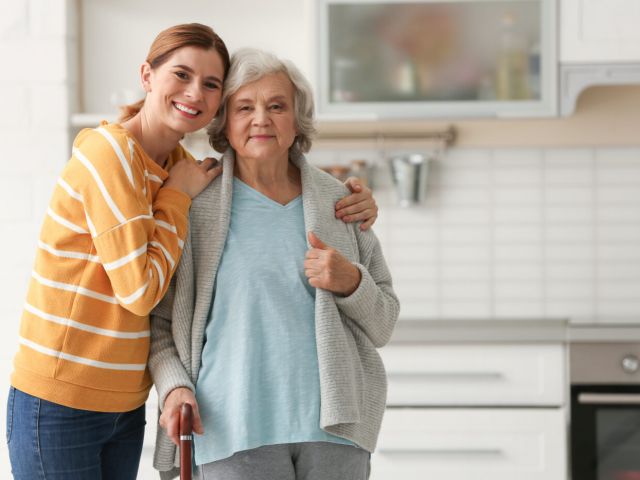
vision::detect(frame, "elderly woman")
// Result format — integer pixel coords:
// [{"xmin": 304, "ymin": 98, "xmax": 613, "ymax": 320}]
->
[{"xmin": 149, "ymin": 48, "xmax": 399, "ymax": 480}]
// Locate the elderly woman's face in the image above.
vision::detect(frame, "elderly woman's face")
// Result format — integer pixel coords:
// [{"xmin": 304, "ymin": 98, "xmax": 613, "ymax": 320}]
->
[{"xmin": 225, "ymin": 72, "xmax": 297, "ymax": 163}]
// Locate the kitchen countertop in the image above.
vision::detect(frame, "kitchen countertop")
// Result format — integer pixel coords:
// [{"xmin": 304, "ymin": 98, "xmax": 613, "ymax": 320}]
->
[{"xmin": 388, "ymin": 318, "xmax": 640, "ymax": 344}]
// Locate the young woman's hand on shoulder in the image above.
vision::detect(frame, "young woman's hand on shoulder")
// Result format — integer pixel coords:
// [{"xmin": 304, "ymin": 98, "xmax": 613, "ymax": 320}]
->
[
  {"xmin": 335, "ymin": 177, "xmax": 378, "ymax": 231},
  {"xmin": 164, "ymin": 157, "xmax": 222, "ymax": 199}
]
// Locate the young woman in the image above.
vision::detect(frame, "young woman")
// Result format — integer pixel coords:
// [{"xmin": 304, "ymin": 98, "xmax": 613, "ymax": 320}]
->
[{"xmin": 6, "ymin": 24, "xmax": 378, "ymax": 480}]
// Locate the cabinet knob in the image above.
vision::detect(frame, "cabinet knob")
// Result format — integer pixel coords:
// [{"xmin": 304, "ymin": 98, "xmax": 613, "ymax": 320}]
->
[{"xmin": 621, "ymin": 355, "xmax": 640, "ymax": 374}]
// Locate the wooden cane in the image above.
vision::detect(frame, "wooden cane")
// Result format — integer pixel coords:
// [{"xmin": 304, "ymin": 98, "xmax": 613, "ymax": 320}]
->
[{"xmin": 180, "ymin": 403, "xmax": 193, "ymax": 480}]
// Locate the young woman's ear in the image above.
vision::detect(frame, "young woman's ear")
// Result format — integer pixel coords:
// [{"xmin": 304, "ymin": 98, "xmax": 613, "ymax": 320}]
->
[{"xmin": 140, "ymin": 62, "xmax": 152, "ymax": 93}]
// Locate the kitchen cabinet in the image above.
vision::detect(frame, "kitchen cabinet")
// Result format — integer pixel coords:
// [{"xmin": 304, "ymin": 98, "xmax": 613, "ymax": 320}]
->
[
  {"xmin": 383, "ymin": 344, "xmax": 564, "ymax": 406},
  {"xmin": 374, "ymin": 343, "xmax": 567, "ymax": 480},
  {"xmin": 560, "ymin": 0, "xmax": 640, "ymax": 63},
  {"xmin": 372, "ymin": 408, "xmax": 566, "ymax": 480},
  {"xmin": 559, "ymin": 0, "xmax": 640, "ymax": 115},
  {"xmin": 316, "ymin": 0, "xmax": 558, "ymax": 118}
]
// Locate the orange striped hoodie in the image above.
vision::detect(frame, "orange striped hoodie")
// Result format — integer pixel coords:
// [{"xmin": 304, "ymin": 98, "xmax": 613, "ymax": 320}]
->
[{"xmin": 11, "ymin": 122, "xmax": 193, "ymax": 412}]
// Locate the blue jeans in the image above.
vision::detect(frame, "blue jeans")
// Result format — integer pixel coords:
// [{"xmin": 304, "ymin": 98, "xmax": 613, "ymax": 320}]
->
[{"xmin": 6, "ymin": 387, "xmax": 146, "ymax": 480}]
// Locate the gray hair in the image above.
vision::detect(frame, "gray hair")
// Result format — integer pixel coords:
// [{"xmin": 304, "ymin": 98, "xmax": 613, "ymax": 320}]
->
[{"xmin": 207, "ymin": 48, "xmax": 316, "ymax": 154}]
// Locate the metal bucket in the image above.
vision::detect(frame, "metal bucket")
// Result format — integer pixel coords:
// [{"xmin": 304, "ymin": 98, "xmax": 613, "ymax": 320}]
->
[{"xmin": 389, "ymin": 154, "xmax": 430, "ymax": 207}]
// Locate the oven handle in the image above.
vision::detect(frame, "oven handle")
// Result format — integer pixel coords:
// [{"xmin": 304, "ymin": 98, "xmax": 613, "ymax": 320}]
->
[
  {"xmin": 378, "ymin": 448, "xmax": 503, "ymax": 456},
  {"xmin": 578, "ymin": 393, "xmax": 640, "ymax": 405}
]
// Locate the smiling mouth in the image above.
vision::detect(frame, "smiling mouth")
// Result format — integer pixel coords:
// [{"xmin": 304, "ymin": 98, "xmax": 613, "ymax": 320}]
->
[{"xmin": 173, "ymin": 102, "xmax": 201, "ymax": 117}]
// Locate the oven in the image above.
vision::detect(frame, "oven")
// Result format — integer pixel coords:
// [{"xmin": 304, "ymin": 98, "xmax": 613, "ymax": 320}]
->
[{"xmin": 571, "ymin": 343, "xmax": 640, "ymax": 480}]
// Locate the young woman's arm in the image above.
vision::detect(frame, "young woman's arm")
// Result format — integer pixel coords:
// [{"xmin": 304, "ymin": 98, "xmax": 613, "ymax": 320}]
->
[
  {"xmin": 148, "ymin": 233, "xmax": 204, "ymax": 446},
  {"xmin": 67, "ymin": 129, "xmax": 215, "ymax": 316}
]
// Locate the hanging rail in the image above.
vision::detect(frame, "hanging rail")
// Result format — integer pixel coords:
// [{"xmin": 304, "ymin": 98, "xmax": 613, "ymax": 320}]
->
[{"xmin": 315, "ymin": 125, "xmax": 456, "ymax": 146}]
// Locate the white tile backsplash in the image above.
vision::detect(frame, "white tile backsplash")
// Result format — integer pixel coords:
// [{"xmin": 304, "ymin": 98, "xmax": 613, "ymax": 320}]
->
[
  {"xmin": 544, "ymin": 224, "xmax": 593, "ymax": 243},
  {"xmin": 545, "ymin": 186, "xmax": 594, "ymax": 204},
  {"xmin": 494, "ymin": 225, "xmax": 543, "ymax": 243},
  {"xmin": 545, "ymin": 262, "xmax": 595, "ymax": 280},
  {"xmin": 494, "ymin": 243, "xmax": 544, "ymax": 262},
  {"xmin": 493, "ymin": 149, "xmax": 544, "ymax": 167},
  {"xmin": 442, "ymin": 281, "xmax": 492, "ymax": 301},
  {"xmin": 346, "ymin": 146, "xmax": 640, "ymax": 322},
  {"xmin": 545, "ymin": 280, "xmax": 595, "ymax": 300},
  {"xmin": 545, "ymin": 205, "xmax": 595, "ymax": 223},
  {"xmin": 494, "ymin": 301, "xmax": 545, "ymax": 317},
  {"xmin": 596, "ymin": 186, "xmax": 640, "ymax": 204},
  {"xmin": 494, "ymin": 187, "xmax": 543, "ymax": 204},
  {"xmin": 494, "ymin": 281, "xmax": 544, "ymax": 300},
  {"xmin": 441, "ymin": 244, "xmax": 492, "ymax": 263},
  {"xmin": 493, "ymin": 167, "xmax": 543, "ymax": 186},
  {"xmin": 494, "ymin": 263, "xmax": 544, "ymax": 281},
  {"xmin": 597, "ymin": 301, "xmax": 640, "ymax": 317},
  {"xmin": 596, "ymin": 206, "xmax": 640, "ymax": 222},
  {"xmin": 545, "ymin": 168, "xmax": 594, "ymax": 185},
  {"xmin": 597, "ymin": 262, "xmax": 640, "ymax": 280},
  {"xmin": 434, "ymin": 186, "xmax": 491, "ymax": 206},
  {"xmin": 494, "ymin": 205, "xmax": 543, "ymax": 223},
  {"xmin": 440, "ymin": 301, "xmax": 492, "ymax": 317},
  {"xmin": 441, "ymin": 263, "xmax": 491, "ymax": 281},
  {"xmin": 597, "ymin": 281, "xmax": 640, "ymax": 301},
  {"xmin": 597, "ymin": 168, "xmax": 640, "ymax": 185},
  {"xmin": 440, "ymin": 225, "xmax": 492, "ymax": 244},
  {"xmin": 597, "ymin": 243, "xmax": 640, "ymax": 261},
  {"xmin": 437, "ymin": 168, "xmax": 492, "ymax": 187},
  {"xmin": 546, "ymin": 244, "xmax": 596, "ymax": 261}
]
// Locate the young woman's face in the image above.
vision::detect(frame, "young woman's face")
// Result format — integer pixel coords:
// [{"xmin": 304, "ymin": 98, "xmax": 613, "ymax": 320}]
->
[
  {"xmin": 225, "ymin": 72, "xmax": 298, "ymax": 164},
  {"xmin": 143, "ymin": 46, "xmax": 225, "ymax": 134}
]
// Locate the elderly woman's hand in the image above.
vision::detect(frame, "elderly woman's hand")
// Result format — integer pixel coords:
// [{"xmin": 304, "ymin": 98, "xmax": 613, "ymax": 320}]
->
[
  {"xmin": 159, "ymin": 387, "xmax": 204, "ymax": 446},
  {"xmin": 304, "ymin": 232, "xmax": 362, "ymax": 296},
  {"xmin": 335, "ymin": 177, "xmax": 378, "ymax": 231}
]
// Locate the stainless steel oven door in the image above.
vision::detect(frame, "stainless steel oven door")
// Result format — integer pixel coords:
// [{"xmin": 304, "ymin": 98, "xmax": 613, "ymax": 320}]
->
[{"xmin": 571, "ymin": 385, "xmax": 640, "ymax": 480}]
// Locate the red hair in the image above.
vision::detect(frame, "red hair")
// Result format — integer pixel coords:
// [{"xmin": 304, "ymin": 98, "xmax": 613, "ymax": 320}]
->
[{"xmin": 119, "ymin": 23, "xmax": 230, "ymax": 122}]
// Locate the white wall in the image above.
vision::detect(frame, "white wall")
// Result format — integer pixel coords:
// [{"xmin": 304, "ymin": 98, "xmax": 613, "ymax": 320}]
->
[
  {"xmin": 0, "ymin": 0, "xmax": 74, "ymax": 475},
  {"xmin": 80, "ymin": 0, "xmax": 313, "ymax": 114}
]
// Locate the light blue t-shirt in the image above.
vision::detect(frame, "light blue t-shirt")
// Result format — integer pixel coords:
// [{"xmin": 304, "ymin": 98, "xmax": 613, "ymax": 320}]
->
[{"xmin": 194, "ymin": 178, "xmax": 353, "ymax": 465}]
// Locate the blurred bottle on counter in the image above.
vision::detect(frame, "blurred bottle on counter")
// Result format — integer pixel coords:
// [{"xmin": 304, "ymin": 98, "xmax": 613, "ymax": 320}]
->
[
  {"xmin": 332, "ymin": 57, "xmax": 359, "ymax": 102},
  {"xmin": 495, "ymin": 12, "xmax": 530, "ymax": 100},
  {"xmin": 321, "ymin": 165, "xmax": 351, "ymax": 183},
  {"xmin": 528, "ymin": 41, "xmax": 541, "ymax": 99},
  {"xmin": 349, "ymin": 159, "xmax": 372, "ymax": 188},
  {"xmin": 321, "ymin": 160, "xmax": 373, "ymax": 188},
  {"xmin": 477, "ymin": 74, "xmax": 496, "ymax": 100}
]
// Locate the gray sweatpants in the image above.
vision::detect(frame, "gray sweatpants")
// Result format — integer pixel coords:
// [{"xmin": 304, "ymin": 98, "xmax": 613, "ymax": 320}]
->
[{"xmin": 198, "ymin": 442, "xmax": 370, "ymax": 480}]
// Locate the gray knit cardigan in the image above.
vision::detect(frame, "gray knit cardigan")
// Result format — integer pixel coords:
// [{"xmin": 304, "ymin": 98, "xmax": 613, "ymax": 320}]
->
[{"xmin": 148, "ymin": 150, "xmax": 399, "ymax": 479}]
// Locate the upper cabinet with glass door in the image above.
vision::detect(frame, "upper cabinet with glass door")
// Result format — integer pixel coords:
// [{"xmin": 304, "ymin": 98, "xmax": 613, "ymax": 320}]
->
[{"xmin": 316, "ymin": 0, "xmax": 557, "ymax": 119}]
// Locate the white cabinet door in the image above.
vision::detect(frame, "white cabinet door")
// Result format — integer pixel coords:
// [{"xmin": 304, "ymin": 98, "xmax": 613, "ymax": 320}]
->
[
  {"xmin": 561, "ymin": 0, "xmax": 640, "ymax": 62},
  {"xmin": 381, "ymin": 344, "xmax": 565, "ymax": 406},
  {"xmin": 371, "ymin": 408, "xmax": 567, "ymax": 480}
]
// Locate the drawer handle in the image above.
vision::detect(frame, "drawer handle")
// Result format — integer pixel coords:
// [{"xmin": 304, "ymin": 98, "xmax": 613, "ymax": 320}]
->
[
  {"xmin": 578, "ymin": 393, "xmax": 640, "ymax": 405},
  {"xmin": 390, "ymin": 372, "xmax": 504, "ymax": 380},
  {"xmin": 378, "ymin": 448, "xmax": 503, "ymax": 456}
]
